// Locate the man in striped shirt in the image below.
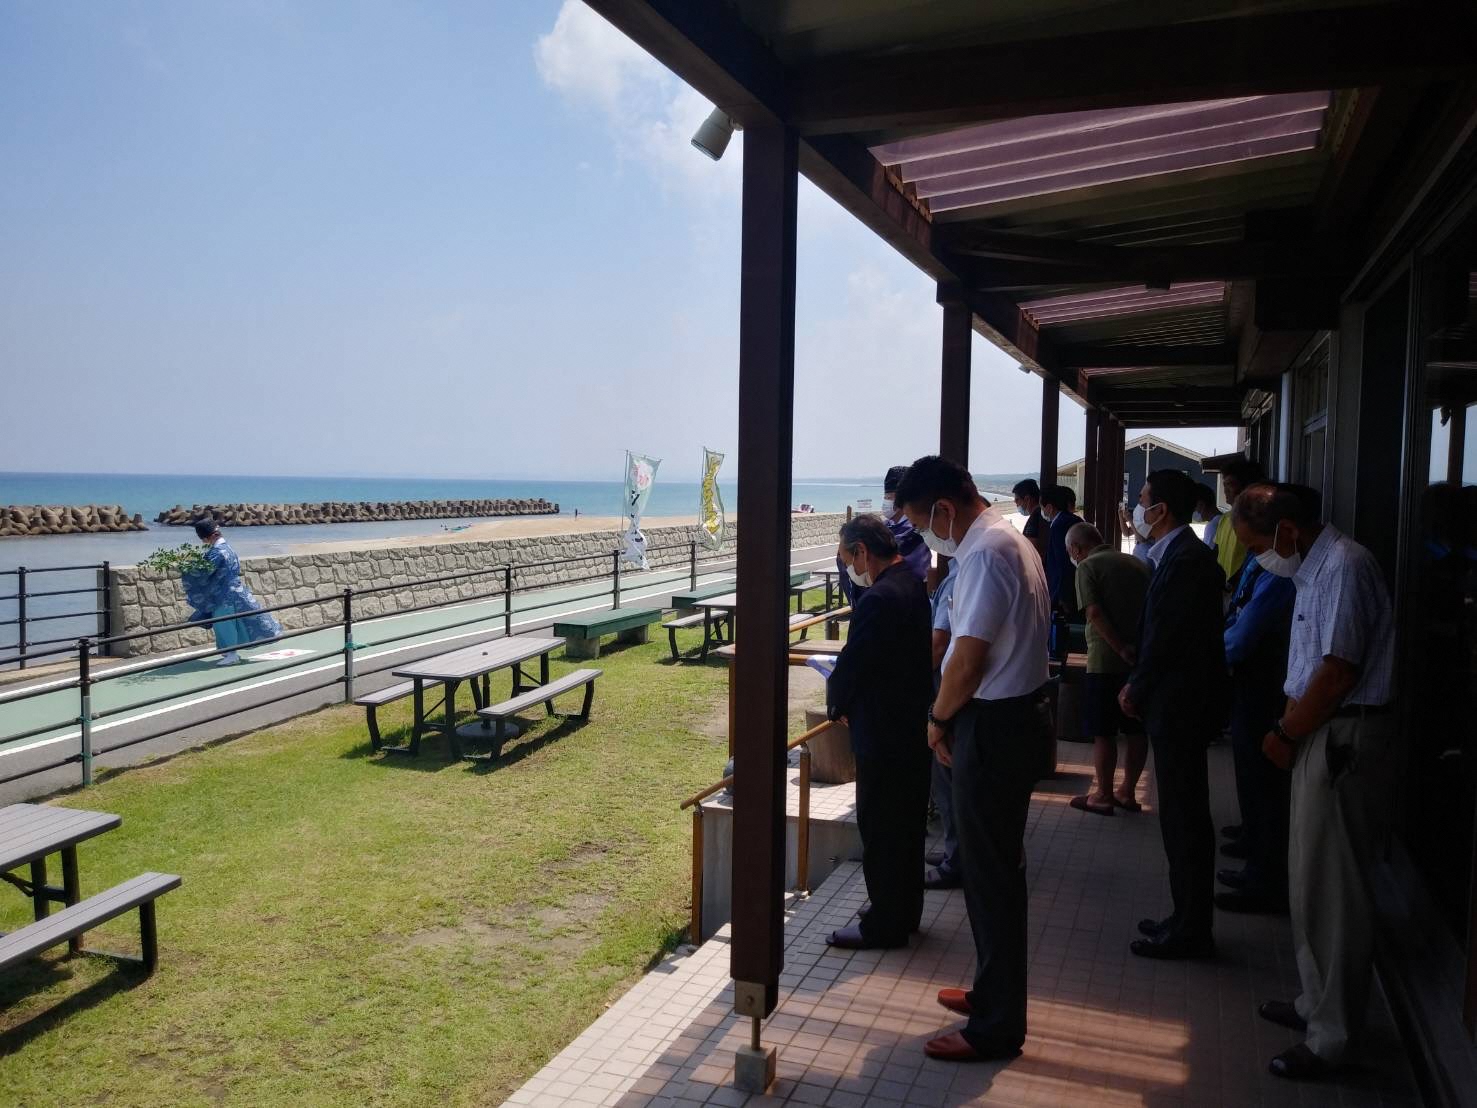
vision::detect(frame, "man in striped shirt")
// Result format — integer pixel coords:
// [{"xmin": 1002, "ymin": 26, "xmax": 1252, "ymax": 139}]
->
[{"xmin": 1229, "ymin": 484, "xmax": 1395, "ymax": 1082}]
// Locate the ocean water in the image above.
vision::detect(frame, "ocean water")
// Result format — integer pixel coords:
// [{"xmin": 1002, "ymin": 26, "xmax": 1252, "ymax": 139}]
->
[{"xmin": 0, "ymin": 471, "xmax": 885, "ymax": 573}]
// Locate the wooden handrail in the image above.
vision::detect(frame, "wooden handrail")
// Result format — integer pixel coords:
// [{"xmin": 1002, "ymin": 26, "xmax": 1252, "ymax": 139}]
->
[
  {"xmin": 680, "ymin": 718, "xmax": 837, "ymax": 809},
  {"xmin": 790, "ymin": 605, "xmax": 850, "ymax": 634}
]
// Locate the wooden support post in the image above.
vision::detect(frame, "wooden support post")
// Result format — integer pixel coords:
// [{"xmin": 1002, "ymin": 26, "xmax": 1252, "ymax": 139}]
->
[
  {"xmin": 690, "ymin": 805, "xmax": 705, "ymax": 944},
  {"xmin": 1040, "ymin": 376, "xmax": 1060, "ymax": 489},
  {"xmin": 938, "ymin": 291, "xmax": 971, "ymax": 466},
  {"xmin": 1082, "ymin": 408, "xmax": 1100, "ymax": 526},
  {"xmin": 731, "ymin": 121, "xmax": 797, "ymax": 1023}
]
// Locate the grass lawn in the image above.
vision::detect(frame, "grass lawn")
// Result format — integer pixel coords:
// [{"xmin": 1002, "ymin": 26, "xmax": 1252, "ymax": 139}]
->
[{"xmin": 0, "ymin": 600, "xmax": 837, "ymax": 1107}]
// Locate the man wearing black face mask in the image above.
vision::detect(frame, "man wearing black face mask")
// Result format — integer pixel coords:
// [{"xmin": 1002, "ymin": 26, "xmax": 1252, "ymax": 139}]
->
[
  {"xmin": 826, "ymin": 515, "xmax": 933, "ymax": 950},
  {"xmin": 1118, "ymin": 469, "xmax": 1227, "ymax": 961},
  {"xmin": 1230, "ymin": 484, "xmax": 1395, "ymax": 1082}
]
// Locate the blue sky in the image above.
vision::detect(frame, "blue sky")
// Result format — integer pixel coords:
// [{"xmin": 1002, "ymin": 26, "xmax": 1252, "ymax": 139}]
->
[{"xmin": 0, "ymin": 1, "xmax": 1234, "ymax": 481}]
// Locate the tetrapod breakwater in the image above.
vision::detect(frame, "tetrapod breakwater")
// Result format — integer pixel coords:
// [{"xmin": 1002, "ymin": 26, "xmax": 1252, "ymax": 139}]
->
[
  {"xmin": 1, "ymin": 505, "xmax": 147, "ymax": 536},
  {"xmin": 155, "ymin": 499, "xmax": 560, "ymax": 527}
]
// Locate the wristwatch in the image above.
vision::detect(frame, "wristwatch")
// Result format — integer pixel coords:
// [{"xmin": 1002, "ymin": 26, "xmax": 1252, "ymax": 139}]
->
[
  {"xmin": 1272, "ymin": 720, "xmax": 1296, "ymax": 745},
  {"xmin": 928, "ymin": 704, "xmax": 953, "ymax": 730}
]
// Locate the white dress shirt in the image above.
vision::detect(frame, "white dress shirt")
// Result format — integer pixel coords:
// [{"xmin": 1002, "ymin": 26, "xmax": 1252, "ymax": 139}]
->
[
  {"xmin": 944, "ymin": 505, "xmax": 1050, "ymax": 700},
  {"xmin": 1146, "ymin": 524, "xmax": 1189, "ymax": 569},
  {"xmin": 1284, "ymin": 525, "xmax": 1395, "ymax": 705}
]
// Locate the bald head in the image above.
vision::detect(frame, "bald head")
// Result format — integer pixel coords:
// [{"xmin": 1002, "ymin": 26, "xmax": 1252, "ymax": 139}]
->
[{"xmin": 1065, "ymin": 521, "xmax": 1104, "ymax": 562}]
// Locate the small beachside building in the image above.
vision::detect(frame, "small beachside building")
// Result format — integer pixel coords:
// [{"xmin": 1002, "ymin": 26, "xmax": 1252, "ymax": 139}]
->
[{"xmin": 1057, "ymin": 433, "xmax": 1210, "ymax": 505}]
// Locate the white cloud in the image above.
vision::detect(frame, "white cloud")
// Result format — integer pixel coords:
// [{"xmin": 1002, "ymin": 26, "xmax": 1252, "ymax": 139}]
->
[
  {"xmin": 534, "ymin": 2, "xmax": 740, "ymax": 198},
  {"xmin": 533, "ymin": 1, "xmax": 664, "ymax": 115}
]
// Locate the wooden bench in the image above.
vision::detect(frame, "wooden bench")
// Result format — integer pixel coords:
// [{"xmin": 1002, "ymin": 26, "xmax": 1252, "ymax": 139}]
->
[
  {"xmin": 476, "ymin": 668, "xmax": 601, "ymax": 755},
  {"xmin": 0, "ymin": 872, "xmax": 182, "ymax": 977},
  {"xmin": 356, "ymin": 680, "xmax": 466, "ymax": 752},
  {"xmin": 790, "ymin": 575, "xmax": 826, "ymax": 612},
  {"xmin": 553, "ymin": 607, "xmax": 662, "ymax": 659}
]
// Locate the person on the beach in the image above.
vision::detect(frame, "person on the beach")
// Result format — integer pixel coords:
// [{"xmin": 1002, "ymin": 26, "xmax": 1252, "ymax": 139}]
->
[{"xmin": 183, "ymin": 518, "xmax": 281, "ymax": 665}]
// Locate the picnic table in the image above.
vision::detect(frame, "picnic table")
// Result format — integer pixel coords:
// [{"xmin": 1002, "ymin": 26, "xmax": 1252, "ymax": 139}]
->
[
  {"xmin": 390, "ymin": 635, "xmax": 564, "ymax": 758},
  {"xmin": 1, "ymin": 803, "xmax": 121, "ymax": 952},
  {"xmin": 814, "ymin": 568, "xmax": 844, "ymax": 611}
]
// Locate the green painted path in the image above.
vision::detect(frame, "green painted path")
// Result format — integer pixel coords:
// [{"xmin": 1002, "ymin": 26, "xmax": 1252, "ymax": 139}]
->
[{"xmin": 0, "ymin": 547, "xmax": 838, "ymax": 768}]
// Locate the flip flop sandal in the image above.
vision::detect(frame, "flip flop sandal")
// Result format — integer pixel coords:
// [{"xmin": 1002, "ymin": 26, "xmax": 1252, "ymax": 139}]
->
[
  {"xmin": 1112, "ymin": 796, "xmax": 1143, "ymax": 813},
  {"xmin": 1069, "ymin": 794, "xmax": 1115, "ymax": 816}
]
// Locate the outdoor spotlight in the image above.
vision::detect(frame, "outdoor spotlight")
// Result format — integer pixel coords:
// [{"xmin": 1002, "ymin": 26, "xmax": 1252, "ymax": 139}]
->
[{"xmin": 691, "ymin": 108, "xmax": 736, "ymax": 160}]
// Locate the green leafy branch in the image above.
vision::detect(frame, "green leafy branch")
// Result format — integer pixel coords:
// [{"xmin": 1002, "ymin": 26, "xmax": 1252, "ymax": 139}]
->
[{"xmin": 140, "ymin": 544, "xmax": 214, "ymax": 575}]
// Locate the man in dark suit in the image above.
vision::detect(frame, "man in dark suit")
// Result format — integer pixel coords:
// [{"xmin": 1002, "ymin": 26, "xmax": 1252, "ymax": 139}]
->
[
  {"xmin": 826, "ymin": 514, "xmax": 934, "ymax": 949},
  {"xmin": 1119, "ymin": 468, "xmax": 1227, "ymax": 959}
]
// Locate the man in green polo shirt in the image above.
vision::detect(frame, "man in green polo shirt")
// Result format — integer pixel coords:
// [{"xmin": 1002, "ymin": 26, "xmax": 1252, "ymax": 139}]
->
[{"xmin": 1066, "ymin": 521, "xmax": 1152, "ymax": 816}]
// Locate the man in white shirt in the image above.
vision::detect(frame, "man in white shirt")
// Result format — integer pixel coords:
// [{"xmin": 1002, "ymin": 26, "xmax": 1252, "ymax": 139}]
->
[
  {"xmin": 1230, "ymin": 484, "xmax": 1396, "ymax": 1082},
  {"xmin": 896, "ymin": 456, "xmax": 1050, "ymax": 1064}
]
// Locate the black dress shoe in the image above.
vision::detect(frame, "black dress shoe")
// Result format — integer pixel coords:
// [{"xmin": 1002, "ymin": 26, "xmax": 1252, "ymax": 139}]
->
[
  {"xmin": 1130, "ymin": 935, "xmax": 1215, "ymax": 960},
  {"xmin": 1221, "ymin": 823, "xmax": 1244, "ymax": 840},
  {"xmin": 1216, "ymin": 867, "xmax": 1249, "ymax": 889},
  {"xmin": 923, "ymin": 866, "xmax": 962, "ymax": 890},
  {"xmin": 1258, "ymin": 1000, "xmax": 1307, "ymax": 1032},
  {"xmin": 827, "ymin": 924, "xmax": 906, "ymax": 950},
  {"xmin": 1137, "ymin": 916, "xmax": 1171, "ymax": 938},
  {"xmin": 1269, "ymin": 1043, "xmax": 1333, "ymax": 1080},
  {"xmin": 1216, "ymin": 890, "xmax": 1289, "ymax": 915},
  {"xmin": 1220, "ymin": 839, "xmax": 1249, "ymax": 860}
]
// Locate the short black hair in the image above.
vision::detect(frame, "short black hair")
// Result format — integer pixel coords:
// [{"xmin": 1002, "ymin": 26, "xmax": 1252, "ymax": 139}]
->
[
  {"xmin": 1011, "ymin": 478, "xmax": 1041, "ymax": 500},
  {"xmin": 192, "ymin": 517, "xmax": 219, "ymax": 540},
  {"xmin": 1145, "ymin": 468, "xmax": 1197, "ymax": 525},
  {"xmin": 1221, "ymin": 457, "xmax": 1266, "ymax": 487},
  {"xmin": 882, "ymin": 466, "xmax": 909, "ymax": 494},
  {"xmin": 1193, "ymin": 482, "xmax": 1218, "ymax": 509},
  {"xmin": 1043, "ymin": 484, "xmax": 1075, "ymax": 512},
  {"xmin": 894, "ymin": 455, "xmax": 980, "ymax": 512},
  {"xmin": 839, "ymin": 514, "xmax": 898, "ymax": 559},
  {"xmin": 1232, "ymin": 481, "xmax": 1319, "ymax": 535}
]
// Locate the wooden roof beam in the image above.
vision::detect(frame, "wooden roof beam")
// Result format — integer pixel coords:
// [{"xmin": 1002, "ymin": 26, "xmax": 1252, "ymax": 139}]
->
[
  {"xmin": 1060, "ymin": 342, "xmax": 1237, "ymax": 369},
  {"xmin": 954, "ymin": 238, "xmax": 1347, "ymax": 290},
  {"xmin": 790, "ymin": 6, "xmax": 1477, "ymax": 135}
]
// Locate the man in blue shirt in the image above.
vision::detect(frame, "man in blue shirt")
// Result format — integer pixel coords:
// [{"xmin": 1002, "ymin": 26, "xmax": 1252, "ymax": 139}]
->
[
  {"xmin": 1216, "ymin": 486, "xmax": 1297, "ymax": 914},
  {"xmin": 839, "ymin": 466, "xmax": 930, "ymax": 605}
]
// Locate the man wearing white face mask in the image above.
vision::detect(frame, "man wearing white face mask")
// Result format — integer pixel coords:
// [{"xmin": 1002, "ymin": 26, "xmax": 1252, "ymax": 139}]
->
[
  {"xmin": 1229, "ymin": 484, "xmax": 1395, "ymax": 1082},
  {"xmin": 825, "ymin": 515, "xmax": 934, "ymax": 950},
  {"xmin": 838, "ymin": 465, "xmax": 930, "ymax": 606},
  {"xmin": 895, "ymin": 457, "xmax": 1050, "ymax": 1063},
  {"xmin": 1118, "ymin": 470, "xmax": 1227, "ymax": 962}
]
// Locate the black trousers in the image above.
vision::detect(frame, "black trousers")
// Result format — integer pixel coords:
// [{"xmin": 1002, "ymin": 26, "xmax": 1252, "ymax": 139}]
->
[
  {"xmin": 854, "ymin": 743, "xmax": 931, "ymax": 944},
  {"xmin": 1229, "ymin": 679, "xmax": 1291, "ymax": 898},
  {"xmin": 1147, "ymin": 723, "xmax": 1216, "ymax": 941},
  {"xmin": 953, "ymin": 694, "xmax": 1040, "ymax": 1051}
]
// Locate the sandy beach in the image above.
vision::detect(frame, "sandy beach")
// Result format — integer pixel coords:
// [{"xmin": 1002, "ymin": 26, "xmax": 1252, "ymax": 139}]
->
[{"xmin": 284, "ymin": 514, "xmax": 702, "ymax": 555}]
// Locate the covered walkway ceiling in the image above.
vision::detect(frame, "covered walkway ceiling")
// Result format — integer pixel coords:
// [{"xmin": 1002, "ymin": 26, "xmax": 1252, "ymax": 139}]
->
[{"xmin": 588, "ymin": 0, "xmax": 1477, "ymax": 430}]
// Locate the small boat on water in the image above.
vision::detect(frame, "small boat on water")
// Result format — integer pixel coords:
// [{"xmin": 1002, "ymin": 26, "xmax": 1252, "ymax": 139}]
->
[{"xmin": 791, "ymin": 503, "xmax": 816, "ymax": 514}]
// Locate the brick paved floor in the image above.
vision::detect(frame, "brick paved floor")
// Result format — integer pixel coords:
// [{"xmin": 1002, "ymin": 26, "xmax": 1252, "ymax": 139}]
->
[{"xmin": 506, "ymin": 744, "xmax": 1421, "ymax": 1107}]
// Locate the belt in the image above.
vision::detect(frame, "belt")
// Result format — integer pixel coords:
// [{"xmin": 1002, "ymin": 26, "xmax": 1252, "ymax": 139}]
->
[{"xmin": 1333, "ymin": 703, "xmax": 1392, "ymax": 718}]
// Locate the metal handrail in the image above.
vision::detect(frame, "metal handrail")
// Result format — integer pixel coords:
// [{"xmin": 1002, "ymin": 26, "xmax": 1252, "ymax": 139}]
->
[{"xmin": 0, "ymin": 563, "xmax": 106, "ymax": 576}]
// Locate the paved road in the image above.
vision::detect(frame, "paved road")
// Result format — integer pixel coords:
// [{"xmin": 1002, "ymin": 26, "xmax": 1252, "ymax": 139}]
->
[{"xmin": 0, "ymin": 545, "xmax": 841, "ymax": 801}]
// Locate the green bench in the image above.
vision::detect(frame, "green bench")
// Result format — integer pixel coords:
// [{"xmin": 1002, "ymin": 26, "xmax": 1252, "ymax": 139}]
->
[
  {"xmin": 670, "ymin": 570, "xmax": 809, "ymax": 611},
  {"xmin": 553, "ymin": 607, "xmax": 663, "ymax": 659}
]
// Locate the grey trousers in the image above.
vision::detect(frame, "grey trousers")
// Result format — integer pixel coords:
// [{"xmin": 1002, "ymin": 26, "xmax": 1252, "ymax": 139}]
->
[{"xmin": 1290, "ymin": 712, "xmax": 1395, "ymax": 1063}]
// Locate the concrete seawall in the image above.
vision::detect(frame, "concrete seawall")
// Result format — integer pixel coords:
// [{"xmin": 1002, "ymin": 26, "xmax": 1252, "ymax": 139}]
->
[{"xmin": 107, "ymin": 513, "xmax": 847, "ymax": 657}]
